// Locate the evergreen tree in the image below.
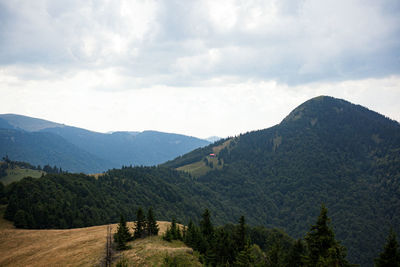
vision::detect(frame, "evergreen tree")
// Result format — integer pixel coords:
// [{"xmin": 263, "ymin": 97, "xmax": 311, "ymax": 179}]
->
[
  {"xmin": 145, "ymin": 207, "xmax": 159, "ymax": 236},
  {"xmin": 114, "ymin": 215, "xmax": 132, "ymax": 250},
  {"xmin": 134, "ymin": 207, "xmax": 146, "ymax": 239},
  {"xmin": 304, "ymin": 204, "xmax": 352, "ymax": 266},
  {"xmin": 375, "ymin": 229, "xmax": 400, "ymax": 267},
  {"xmin": 200, "ymin": 209, "xmax": 214, "ymax": 241},
  {"xmin": 236, "ymin": 215, "xmax": 247, "ymax": 252},
  {"xmin": 287, "ymin": 239, "xmax": 305, "ymax": 267},
  {"xmin": 13, "ymin": 209, "xmax": 29, "ymax": 228},
  {"xmin": 234, "ymin": 244, "xmax": 253, "ymax": 267},
  {"xmin": 185, "ymin": 220, "xmax": 200, "ymax": 249},
  {"xmin": 163, "ymin": 217, "xmax": 182, "ymax": 242}
]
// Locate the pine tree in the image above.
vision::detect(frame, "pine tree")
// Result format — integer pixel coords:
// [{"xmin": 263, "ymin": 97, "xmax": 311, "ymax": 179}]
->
[
  {"xmin": 375, "ymin": 228, "xmax": 400, "ymax": 267},
  {"xmin": 133, "ymin": 207, "xmax": 146, "ymax": 239},
  {"xmin": 185, "ymin": 220, "xmax": 199, "ymax": 248},
  {"xmin": 114, "ymin": 214, "xmax": 132, "ymax": 250},
  {"xmin": 200, "ymin": 209, "xmax": 214, "ymax": 241},
  {"xmin": 304, "ymin": 204, "xmax": 352, "ymax": 266},
  {"xmin": 145, "ymin": 207, "xmax": 159, "ymax": 236},
  {"xmin": 234, "ymin": 244, "xmax": 253, "ymax": 267},
  {"xmin": 236, "ymin": 215, "xmax": 247, "ymax": 253},
  {"xmin": 163, "ymin": 218, "xmax": 182, "ymax": 242},
  {"xmin": 287, "ymin": 239, "xmax": 305, "ymax": 267}
]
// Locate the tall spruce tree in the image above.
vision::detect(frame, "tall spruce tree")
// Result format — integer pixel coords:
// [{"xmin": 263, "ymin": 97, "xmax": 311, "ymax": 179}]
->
[
  {"xmin": 304, "ymin": 204, "xmax": 352, "ymax": 266},
  {"xmin": 200, "ymin": 209, "xmax": 214, "ymax": 241},
  {"xmin": 236, "ymin": 215, "xmax": 247, "ymax": 252},
  {"xmin": 133, "ymin": 207, "xmax": 146, "ymax": 239},
  {"xmin": 114, "ymin": 214, "xmax": 132, "ymax": 250},
  {"xmin": 145, "ymin": 207, "xmax": 159, "ymax": 236},
  {"xmin": 287, "ymin": 239, "xmax": 305, "ymax": 267},
  {"xmin": 375, "ymin": 228, "xmax": 400, "ymax": 267}
]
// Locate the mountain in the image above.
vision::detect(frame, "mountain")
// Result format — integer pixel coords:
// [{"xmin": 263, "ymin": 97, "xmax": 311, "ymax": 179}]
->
[
  {"xmin": 0, "ymin": 129, "xmax": 112, "ymax": 173},
  {"xmin": 3, "ymin": 96, "xmax": 400, "ymax": 265},
  {"xmin": 205, "ymin": 136, "xmax": 222, "ymax": 143},
  {"xmin": 0, "ymin": 114, "xmax": 210, "ymax": 172},
  {"xmin": 164, "ymin": 96, "xmax": 400, "ymax": 266}
]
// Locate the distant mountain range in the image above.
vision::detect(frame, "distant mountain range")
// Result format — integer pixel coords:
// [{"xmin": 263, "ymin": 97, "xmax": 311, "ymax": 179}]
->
[
  {"xmin": 0, "ymin": 114, "xmax": 210, "ymax": 173},
  {"xmin": 3, "ymin": 96, "xmax": 400, "ymax": 265}
]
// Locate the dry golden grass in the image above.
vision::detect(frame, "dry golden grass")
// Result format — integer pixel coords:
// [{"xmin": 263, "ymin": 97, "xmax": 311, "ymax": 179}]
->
[
  {"xmin": 0, "ymin": 212, "xmax": 188, "ymax": 267},
  {"xmin": 117, "ymin": 236, "xmax": 201, "ymax": 267},
  {"xmin": 88, "ymin": 173, "xmax": 105, "ymax": 179}
]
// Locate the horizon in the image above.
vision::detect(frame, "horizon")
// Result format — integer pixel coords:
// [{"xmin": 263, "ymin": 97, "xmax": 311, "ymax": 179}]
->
[
  {"xmin": 1, "ymin": 94, "xmax": 399, "ymax": 140},
  {"xmin": 1, "ymin": 1, "xmax": 399, "ymax": 139}
]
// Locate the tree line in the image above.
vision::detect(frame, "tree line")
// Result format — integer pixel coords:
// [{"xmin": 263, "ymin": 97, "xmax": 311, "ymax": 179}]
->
[
  {"xmin": 161, "ymin": 205, "xmax": 400, "ymax": 267},
  {"xmin": 114, "ymin": 207, "xmax": 159, "ymax": 250},
  {"xmin": 0, "ymin": 155, "xmax": 65, "ymax": 177}
]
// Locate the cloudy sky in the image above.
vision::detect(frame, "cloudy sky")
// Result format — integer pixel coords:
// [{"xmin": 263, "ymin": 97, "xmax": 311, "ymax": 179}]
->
[{"xmin": 1, "ymin": 0, "xmax": 399, "ymax": 139}]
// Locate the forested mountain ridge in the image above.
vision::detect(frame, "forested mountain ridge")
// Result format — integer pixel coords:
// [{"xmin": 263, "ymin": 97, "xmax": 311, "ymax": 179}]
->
[
  {"xmin": 0, "ymin": 114, "xmax": 210, "ymax": 172},
  {"xmin": 164, "ymin": 95, "xmax": 400, "ymax": 266},
  {"xmin": 3, "ymin": 96, "xmax": 400, "ymax": 266},
  {"xmin": 0, "ymin": 129, "xmax": 112, "ymax": 173}
]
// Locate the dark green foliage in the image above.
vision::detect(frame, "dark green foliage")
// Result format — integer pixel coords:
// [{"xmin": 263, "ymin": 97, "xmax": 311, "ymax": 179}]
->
[
  {"xmin": 163, "ymin": 218, "xmax": 182, "ymax": 242},
  {"xmin": 0, "ymin": 182, "xmax": 5, "ymax": 204},
  {"xmin": 286, "ymin": 239, "xmax": 305, "ymax": 267},
  {"xmin": 165, "ymin": 95, "xmax": 400, "ymax": 266},
  {"xmin": 4, "ymin": 96, "xmax": 400, "ymax": 266},
  {"xmin": 374, "ymin": 229, "xmax": 400, "ymax": 267},
  {"xmin": 200, "ymin": 209, "xmax": 214, "ymax": 241},
  {"xmin": 134, "ymin": 207, "xmax": 146, "ymax": 239},
  {"xmin": 4, "ymin": 167, "xmax": 228, "ymax": 229},
  {"xmin": 146, "ymin": 207, "xmax": 159, "ymax": 236},
  {"xmin": 114, "ymin": 215, "xmax": 133, "ymax": 250},
  {"xmin": 236, "ymin": 215, "xmax": 247, "ymax": 252},
  {"xmin": 13, "ymin": 209, "xmax": 29, "ymax": 228},
  {"xmin": 304, "ymin": 204, "xmax": 351, "ymax": 266}
]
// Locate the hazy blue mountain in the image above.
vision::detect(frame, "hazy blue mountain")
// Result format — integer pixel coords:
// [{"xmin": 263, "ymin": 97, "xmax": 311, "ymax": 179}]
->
[
  {"xmin": 205, "ymin": 136, "xmax": 222, "ymax": 142},
  {"xmin": 0, "ymin": 129, "xmax": 111, "ymax": 173},
  {"xmin": 0, "ymin": 114, "xmax": 210, "ymax": 172}
]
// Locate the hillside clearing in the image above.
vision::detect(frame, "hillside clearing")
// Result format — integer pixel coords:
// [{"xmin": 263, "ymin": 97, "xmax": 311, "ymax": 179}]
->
[
  {"xmin": 0, "ymin": 167, "xmax": 44, "ymax": 185},
  {"xmin": 0, "ymin": 208, "xmax": 192, "ymax": 267}
]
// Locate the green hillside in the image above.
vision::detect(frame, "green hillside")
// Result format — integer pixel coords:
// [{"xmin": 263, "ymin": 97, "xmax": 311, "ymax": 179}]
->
[
  {"xmin": 164, "ymin": 96, "xmax": 400, "ymax": 266},
  {"xmin": 3, "ymin": 96, "xmax": 400, "ymax": 266},
  {"xmin": 0, "ymin": 166, "xmax": 44, "ymax": 185}
]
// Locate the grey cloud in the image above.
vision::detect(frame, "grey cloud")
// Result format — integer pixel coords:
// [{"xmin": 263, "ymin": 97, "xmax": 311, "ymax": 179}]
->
[{"xmin": 0, "ymin": 0, "xmax": 399, "ymax": 86}]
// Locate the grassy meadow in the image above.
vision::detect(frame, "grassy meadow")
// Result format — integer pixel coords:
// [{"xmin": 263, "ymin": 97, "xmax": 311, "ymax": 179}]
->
[
  {"xmin": 0, "ymin": 167, "xmax": 44, "ymax": 185},
  {"xmin": 0, "ymin": 206, "xmax": 197, "ymax": 266}
]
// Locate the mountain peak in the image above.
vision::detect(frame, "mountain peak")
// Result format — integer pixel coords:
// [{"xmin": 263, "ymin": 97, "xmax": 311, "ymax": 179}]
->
[{"xmin": 281, "ymin": 96, "xmax": 399, "ymax": 129}]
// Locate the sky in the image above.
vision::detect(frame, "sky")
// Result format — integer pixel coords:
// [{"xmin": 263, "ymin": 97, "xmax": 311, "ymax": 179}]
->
[{"xmin": 1, "ymin": 0, "xmax": 399, "ymax": 139}]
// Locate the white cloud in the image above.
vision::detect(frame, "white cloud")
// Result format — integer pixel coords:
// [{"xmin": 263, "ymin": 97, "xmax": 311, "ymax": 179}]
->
[{"xmin": 0, "ymin": 0, "xmax": 399, "ymax": 137}]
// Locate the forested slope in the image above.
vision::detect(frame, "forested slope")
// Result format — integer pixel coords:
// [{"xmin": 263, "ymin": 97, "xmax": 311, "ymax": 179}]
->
[
  {"xmin": 3, "ymin": 96, "xmax": 400, "ymax": 266},
  {"xmin": 4, "ymin": 167, "xmax": 236, "ymax": 229},
  {"xmin": 165, "ymin": 96, "xmax": 400, "ymax": 266}
]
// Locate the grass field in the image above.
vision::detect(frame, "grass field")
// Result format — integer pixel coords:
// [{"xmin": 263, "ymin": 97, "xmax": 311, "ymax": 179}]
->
[
  {"xmin": 0, "ymin": 206, "xmax": 198, "ymax": 266},
  {"xmin": 176, "ymin": 139, "xmax": 233, "ymax": 178},
  {"xmin": 118, "ymin": 236, "xmax": 201, "ymax": 267},
  {"xmin": 0, "ymin": 167, "xmax": 44, "ymax": 185}
]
